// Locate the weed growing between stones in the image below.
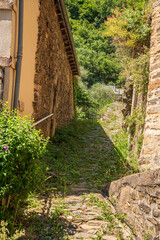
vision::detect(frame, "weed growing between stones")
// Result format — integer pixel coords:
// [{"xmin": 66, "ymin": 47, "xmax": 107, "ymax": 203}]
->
[
  {"xmin": 0, "ymin": 102, "xmax": 136, "ymax": 239},
  {"xmin": 88, "ymin": 194, "xmax": 127, "ymax": 239},
  {"xmin": 44, "ymin": 115, "xmax": 135, "ymax": 195},
  {"xmin": 0, "ymin": 221, "xmax": 25, "ymax": 240},
  {"xmin": 144, "ymin": 231, "xmax": 152, "ymax": 240}
]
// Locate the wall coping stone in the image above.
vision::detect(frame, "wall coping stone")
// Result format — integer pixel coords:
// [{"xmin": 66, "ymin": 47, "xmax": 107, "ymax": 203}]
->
[
  {"xmin": 0, "ymin": 0, "xmax": 13, "ymax": 10},
  {"xmin": 0, "ymin": 57, "xmax": 10, "ymax": 67},
  {"xmin": 109, "ymin": 168, "xmax": 160, "ymax": 195}
]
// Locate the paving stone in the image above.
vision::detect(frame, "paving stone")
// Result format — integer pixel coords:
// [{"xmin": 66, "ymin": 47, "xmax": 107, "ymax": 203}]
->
[
  {"xmin": 64, "ymin": 197, "xmax": 83, "ymax": 204},
  {"xmin": 79, "ymin": 223, "xmax": 101, "ymax": 230},
  {"xmin": 71, "ymin": 187, "xmax": 90, "ymax": 192},
  {"xmin": 87, "ymin": 220, "xmax": 106, "ymax": 226},
  {"xmin": 72, "ymin": 210, "xmax": 85, "ymax": 216},
  {"xmin": 72, "ymin": 215, "xmax": 101, "ymax": 223},
  {"xmin": 71, "ymin": 232, "xmax": 97, "ymax": 238},
  {"xmin": 102, "ymin": 235, "xmax": 117, "ymax": 240}
]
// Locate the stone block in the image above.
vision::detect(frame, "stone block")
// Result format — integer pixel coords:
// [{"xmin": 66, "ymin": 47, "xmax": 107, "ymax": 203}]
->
[
  {"xmin": 133, "ymin": 205, "xmax": 140, "ymax": 215},
  {"xmin": 153, "ymin": 209, "xmax": 160, "ymax": 218},
  {"xmin": 119, "ymin": 186, "xmax": 130, "ymax": 205},
  {"xmin": 147, "ymin": 105, "xmax": 160, "ymax": 114},
  {"xmin": 139, "ymin": 203, "xmax": 151, "ymax": 214},
  {"xmin": 147, "ymin": 217, "xmax": 158, "ymax": 225},
  {"xmin": 131, "ymin": 190, "xmax": 138, "ymax": 200},
  {"xmin": 148, "ymin": 79, "xmax": 160, "ymax": 91},
  {"xmin": 0, "ymin": 10, "xmax": 12, "ymax": 58}
]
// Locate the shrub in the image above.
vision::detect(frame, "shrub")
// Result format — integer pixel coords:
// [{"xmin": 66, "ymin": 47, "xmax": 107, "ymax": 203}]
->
[
  {"xmin": 0, "ymin": 103, "xmax": 48, "ymax": 213},
  {"xmin": 89, "ymin": 83, "xmax": 116, "ymax": 106},
  {"xmin": 105, "ymin": 1, "xmax": 152, "ymax": 52},
  {"xmin": 77, "ymin": 82, "xmax": 116, "ymax": 119},
  {"xmin": 0, "ymin": 221, "xmax": 24, "ymax": 239}
]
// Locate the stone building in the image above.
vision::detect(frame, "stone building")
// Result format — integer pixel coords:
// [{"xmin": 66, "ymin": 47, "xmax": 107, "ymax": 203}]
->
[{"xmin": 0, "ymin": 0, "xmax": 80, "ymax": 137}]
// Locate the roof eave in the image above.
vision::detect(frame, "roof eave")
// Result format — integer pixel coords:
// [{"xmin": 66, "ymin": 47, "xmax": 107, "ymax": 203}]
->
[{"xmin": 55, "ymin": 0, "xmax": 80, "ymax": 76}]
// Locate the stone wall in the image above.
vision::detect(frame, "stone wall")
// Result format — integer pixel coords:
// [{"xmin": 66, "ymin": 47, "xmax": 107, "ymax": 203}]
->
[
  {"xmin": 33, "ymin": 0, "xmax": 75, "ymax": 137},
  {"xmin": 139, "ymin": 0, "xmax": 160, "ymax": 169},
  {"xmin": 108, "ymin": 169, "xmax": 160, "ymax": 239}
]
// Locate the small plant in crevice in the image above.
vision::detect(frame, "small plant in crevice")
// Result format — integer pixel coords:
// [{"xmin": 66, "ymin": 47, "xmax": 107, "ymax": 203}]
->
[
  {"xmin": 88, "ymin": 194, "xmax": 126, "ymax": 239},
  {"xmin": 144, "ymin": 231, "xmax": 152, "ymax": 240}
]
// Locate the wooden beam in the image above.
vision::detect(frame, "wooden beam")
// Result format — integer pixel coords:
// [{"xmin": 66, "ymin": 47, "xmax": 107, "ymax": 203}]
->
[
  {"xmin": 67, "ymin": 56, "xmax": 74, "ymax": 60},
  {"xmin": 70, "ymin": 62, "xmax": 75, "ymax": 66},
  {"xmin": 65, "ymin": 45, "xmax": 71, "ymax": 50},
  {"xmin": 54, "ymin": 0, "xmax": 80, "ymax": 76}
]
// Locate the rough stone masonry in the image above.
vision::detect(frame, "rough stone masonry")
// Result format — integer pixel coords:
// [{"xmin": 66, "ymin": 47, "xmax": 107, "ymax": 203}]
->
[
  {"xmin": 108, "ymin": 1, "xmax": 160, "ymax": 239},
  {"xmin": 139, "ymin": 0, "xmax": 160, "ymax": 169},
  {"xmin": 33, "ymin": 0, "xmax": 76, "ymax": 137},
  {"xmin": 109, "ymin": 168, "xmax": 160, "ymax": 239}
]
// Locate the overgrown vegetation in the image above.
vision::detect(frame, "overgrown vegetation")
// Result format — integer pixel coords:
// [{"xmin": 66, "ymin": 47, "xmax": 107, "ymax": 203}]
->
[
  {"xmin": 88, "ymin": 194, "xmax": 131, "ymax": 239},
  {"xmin": 66, "ymin": 0, "xmax": 151, "ymax": 88},
  {"xmin": 0, "ymin": 103, "xmax": 48, "ymax": 235},
  {"xmin": 45, "ymin": 109, "xmax": 136, "ymax": 195},
  {"xmin": 104, "ymin": 0, "xmax": 151, "ymax": 84},
  {"xmin": 103, "ymin": 0, "xmax": 152, "ymax": 157},
  {"xmin": 77, "ymin": 80, "xmax": 116, "ymax": 119},
  {"xmin": 65, "ymin": 0, "xmax": 123, "ymax": 86},
  {"xmin": 66, "ymin": 0, "xmax": 152, "ymax": 159},
  {"xmin": 0, "ymin": 106, "xmax": 134, "ymax": 239},
  {"xmin": 0, "ymin": 0, "xmax": 153, "ymax": 238}
]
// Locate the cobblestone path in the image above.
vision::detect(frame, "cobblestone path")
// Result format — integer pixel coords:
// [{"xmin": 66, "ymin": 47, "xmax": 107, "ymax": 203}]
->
[{"xmin": 23, "ymin": 102, "xmax": 133, "ymax": 239}]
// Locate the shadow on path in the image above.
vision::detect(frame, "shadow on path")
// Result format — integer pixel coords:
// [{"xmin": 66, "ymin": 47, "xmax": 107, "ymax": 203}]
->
[{"xmin": 17, "ymin": 118, "xmax": 133, "ymax": 239}]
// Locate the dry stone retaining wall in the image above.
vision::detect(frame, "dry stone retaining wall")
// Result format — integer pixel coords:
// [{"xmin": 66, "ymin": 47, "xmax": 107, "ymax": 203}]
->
[
  {"xmin": 33, "ymin": 0, "xmax": 74, "ymax": 137},
  {"xmin": 109, "ymin": 168, "xmax": 160, "ymax": 239},
  {"xmin": 139, "ymin": 0, "xmax": 160, "ymax": 169}
]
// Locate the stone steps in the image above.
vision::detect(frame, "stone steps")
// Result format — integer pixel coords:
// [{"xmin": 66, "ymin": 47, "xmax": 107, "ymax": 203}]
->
[{"xmin": 62, "ymin": 193, "xmax": 133, "ymax": 240}]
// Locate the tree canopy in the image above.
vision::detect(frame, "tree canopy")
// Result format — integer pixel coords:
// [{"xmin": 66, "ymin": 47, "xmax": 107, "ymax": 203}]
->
[{"xmin": 65, "ymin": 0, "xmax": 151, "ymax": 86}]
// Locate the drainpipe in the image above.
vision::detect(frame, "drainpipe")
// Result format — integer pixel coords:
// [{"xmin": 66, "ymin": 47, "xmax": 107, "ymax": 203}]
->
[{"xmin": 13, "ymin": 0, "xmax": 24, "ymax": 110}]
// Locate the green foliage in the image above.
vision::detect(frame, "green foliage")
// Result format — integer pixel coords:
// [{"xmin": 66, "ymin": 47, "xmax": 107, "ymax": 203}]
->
[
  {"xmin": 144, "ymin": 231, "xmax": 152, "ymax": 240},
  {"xmin": 0, "ymin": 103, "xmax": 48, "ymax": 216},
  {"xmin": 89, "ymin": 194, "xmax": 128, "ymax": 238},
  {"xmin": 89, "ymin": 83, "xmax": 116, "ymax": 106},
  {"xmin": 105, "ymin": 1, "xmax": 152, "ymax": 52},
  {"xmin": 112, "ymin": 130, "xmax": 128, "ymax": 160},
  {"xmin": 65, "ymin": 0, "xmax": 122, "ymax": 86},
  {"xmin": 77, "ymin": 79, "xmax": 94, "ymax": 107},
  {"xmin": 103, "ymin": 0, "xmax": 152, "ymax": 156},
  {"xmin": 73, "ymin": 76, "xmax": 78, "ymax": 118},
  {"xmin": 0, "ymin": 221, "xmax": 24, "ymax": 240},
  {"xmin": 131, "ymin": 50, "xmax": 150, "ymax": 92},
  {"xmin": 104, "ymin": 0, "xmax": 151, "ymax": 85},
  {"xmin": 125, "ymin": 105, "xmax": 146, "ymax": 157},
  {"xmin": 66, "ymin": 0, "xmax": 152, "ymax": 87},
  {"xmin": 77, "ymin": 81, "xmax": 116, "ymax": 119},
  {"xmin": 125, "ymin": 107, "xmax": 146, "ymax": 135}
]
